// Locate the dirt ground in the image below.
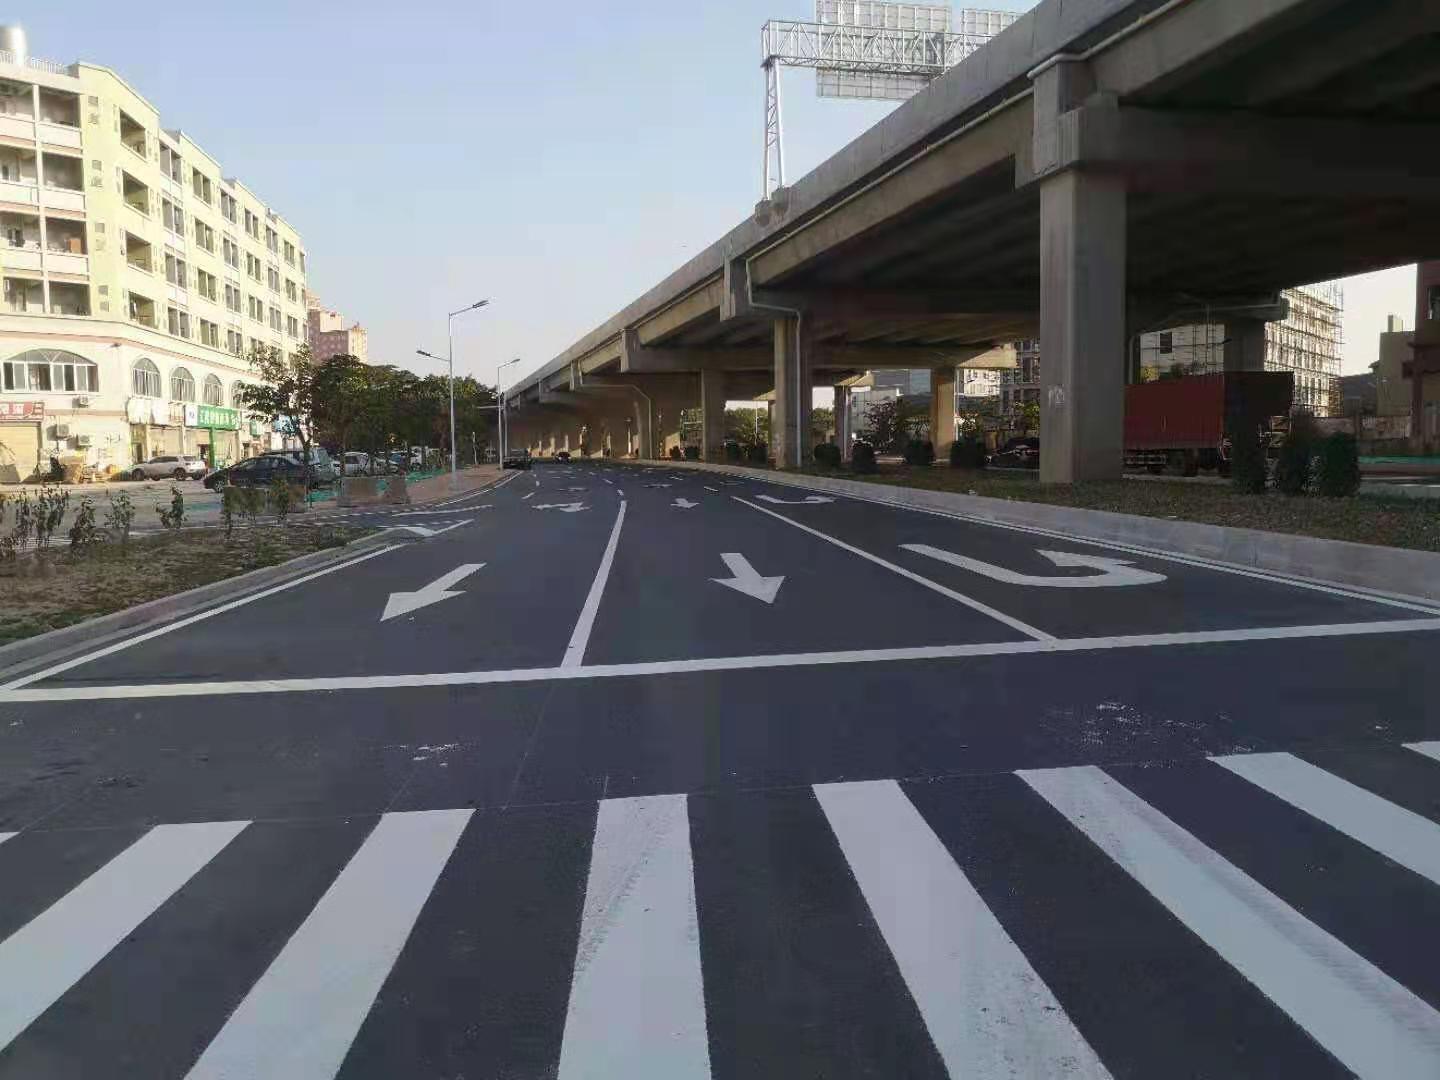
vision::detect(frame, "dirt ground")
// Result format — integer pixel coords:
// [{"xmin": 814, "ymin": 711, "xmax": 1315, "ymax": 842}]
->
[{"xmin": 0, "ymin": 524, "xmax": 371, "ymax": 645}]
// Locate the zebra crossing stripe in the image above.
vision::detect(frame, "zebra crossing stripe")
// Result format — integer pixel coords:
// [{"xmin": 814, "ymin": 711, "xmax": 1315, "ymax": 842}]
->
[
  {"xmin": 0, "ymin": 820, "xmax": 249, "ymax": 1053},
  {"xmin": 1405, "ymin": 741, "xmax": 1440, "ymax": 765},
  {"xmin": 558, "ymin": 794, "xmax": 711, "ymax": 1080},
  {"xmin": 1020, "ymin": 765, "xmax": 1440, "ymax": 1080},
  {"xmin": 184, "ymin": 809, "xmax": 471, "ymax": 1080},
  {"xmin": 813, "ymin": 780, "xmax": 1112, "ymax": 1079},
  {"xmin": 1214, "ymin": 752, "xmax": 1440, "ymax": 886}
]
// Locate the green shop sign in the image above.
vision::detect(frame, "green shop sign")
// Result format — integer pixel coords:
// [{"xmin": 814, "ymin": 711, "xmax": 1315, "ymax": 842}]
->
[{"xmin": 197, "ymin": 405, "xmax": 240, "ymax": 430}]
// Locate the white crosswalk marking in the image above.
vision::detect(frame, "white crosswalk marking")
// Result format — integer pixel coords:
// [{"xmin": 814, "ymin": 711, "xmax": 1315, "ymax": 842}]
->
[
  {"xmin": 1020, "ymin": 765, "xmax": 1440, "ymax": 1080},
  {"xmin": 1405, "ymin": 741, "xmax": 1440, "ymax": 764},
  {"xmin": 558, "ymin": 793, "xmax": 710, "ymax": 1080},
  {"xmin": 1214, "ymin": 752, "xmax": 1440, "ymax": 886},
  {"xmin": 184, "ymin": 809, "xmax": 471, "ymax": 1080},
  {"xmin": 0, "ymin": 820, "xmax": 249, "ymax": 1053},
  {"xmin": 814, "ymin": 779, "xmax": 1112, "ymax": 1079}
]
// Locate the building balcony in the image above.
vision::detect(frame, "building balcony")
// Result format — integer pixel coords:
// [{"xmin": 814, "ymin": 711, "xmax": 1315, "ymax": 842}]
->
[
  {"xmin": 48, "ymin": 281, "xmax": 89, "ymax": 316},
  {"xmin": 3, "ymin": 274, "xmax": 42, "ymax": 313},
  {"xmin": 0, "ymin": 114, "xmax": 32, "ymax": 141},
  {"xmin": 125, "ymin": 232, "xmax": 154, "ymax": 274},
  {"xmin": 128, "ymin": 291, "xmax": 157, "ymax": 329},
  {"xmin": 122, "ymin": 172, "xmax": 149, "ymax": 217},
  {"xmin": 37, "ymin": 120, "xmax": 82, "ymax": 150},
  {"xmin": 37, "ymin": 87, "xmax": 79, "ymax": 127},
  {"xmin": 119, "ymin": 109, "xmax": 147, "ymax": 160}
]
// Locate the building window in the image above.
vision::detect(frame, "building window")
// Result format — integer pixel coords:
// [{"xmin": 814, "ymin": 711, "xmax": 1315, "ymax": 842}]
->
[
  {"xmin": 3, "ymin": 349, "xmax": 99, "ymax": 393},
  {"xmin": 269, "ymin": 306, "xmax": 282, "ymax": 331},
  {"xmin": 283, "ymin": 240, "xmax": 295, "ymax": 266},
  {"xmin": 165, "ymin": 253, "xmax": 188, "ymax": 288},
  {"xmin": 202, "ymin": 373, "xmax": 224, "ymax": 405},
  {"xmin": 286, "ymin": 315, "xmax": 299, "ymax": 338},
  {"xmin": 285, "ymin": 279, "xmax": 298, "ymax": 303},
  {"xmin": 132, "ymin": 357, "xmax": 162, "ymax": 397},
  {"xmin": 161, "ymin": 198, "xmax": 184, "ymax": 236},
  {"xmin": 299, "ymin": 251, "xmax": 306, "ymax": 273},
  {"xmin": 1158, "ymin": 332, "xmax": 1173, "ymax": 355},
  {"xmin": 170, "ymin": 365, "xmax": 195, "ymax": 402},
  {"xmin": 192, "ymin": 170, "xmax": 213, "ymax": 204},
  {"xmin": 220, "ymin": 190, "xmax": 237, "ymax": 224},
  {"xmin": 267, "ymin": 267, "xmax": 280, "ymax": 292},
  {"xmin": 167, "ymin": 307, "xmax": 191, "ymax": 338},
  {"xmin": 243, "ymin": 209, "xmax": 260, "ymax": 238},
  {"xmin": 198, "ymin": 319, "xmax": 220, "ymax": 347},
  {"xmin": 248, "ymin": 295, "xmax": 263, "ymax": 322},
  {"xmin": 246, "ymin": 253, "xmax": 261, "ymax": 281},
  {"xmin": 226, "ymin": 329, "xmax": 243, "ymax": 356},
  {"xmin": 265, "ymin": 225, "xmax": 278, "ymax": 254},
  {"xmin": 196, "ymin": 269, "xmax": 217, "ymax": 301},
  {"xmin": 194, "ymin": 219, "xmax": 215, "ymax": 252}
]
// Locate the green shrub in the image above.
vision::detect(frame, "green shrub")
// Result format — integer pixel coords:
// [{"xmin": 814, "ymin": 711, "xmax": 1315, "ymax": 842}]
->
[
  {"xmin": 683, "ymin": 445, "xmax": 700, "ymax": 461},
  {"xmin": 668, "ymin": 445, "xmax": 682, "ymax": 461},
  {"xmin": 724, "ymin": 440, "xmax": 743, "ymax": 463},
  {"xmin": 746, "ymin": 442, "xmax": 768, "ymax": 466},
  {"xmin": 67, "ymin": 497, "xmax": 102, "ymax": 557},
  {"xmin": 104, "ymin": 491, "xmax": 135, "ymax": 549},
  {"xmin": 1229, "ymin": 430, "xmax": 1268, "ymax": 494},
  {"xmin": 268, "ymin": 473, "xmax": 296, "ymax": 524},
  {"xmin": 903, "ymin": 439, "xmax": 935, "ymax": 467},
  {"xmin": 950, "ymin": 438, "xmax": 987, "ymax": 469},
  {"xmin": 156, "ymin": 485, "xmax": 186, "ymax": 530},
  {"xmin": 851, "ymin": 441, "xmax": 877, "ymax": 474},
  {"xmin": 1314, "ymin": 432, "xmax": 1360, "ymax": 497},
  {"xmin": 1273, "ymin": 424, "xmax": 1314, "ymax": 496},
  {"xmin": 813, "ymin": 442, "xmax": 842, "ymax": 469}
]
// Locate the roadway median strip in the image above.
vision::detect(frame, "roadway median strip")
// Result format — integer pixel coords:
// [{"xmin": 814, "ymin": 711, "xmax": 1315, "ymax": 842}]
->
[{"xmin": 5, "ymin": 618, "xmax": 1440, "ymax": 702}]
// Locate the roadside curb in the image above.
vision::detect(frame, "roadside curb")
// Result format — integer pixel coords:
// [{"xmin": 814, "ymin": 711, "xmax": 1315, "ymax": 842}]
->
[
  {"xmin": 0, "ymin": 530, "xmax": 403, "ymax": 683},
  {"xmin": 623, "ymin": 459, "xmax": 1440, "ymax": 605}
]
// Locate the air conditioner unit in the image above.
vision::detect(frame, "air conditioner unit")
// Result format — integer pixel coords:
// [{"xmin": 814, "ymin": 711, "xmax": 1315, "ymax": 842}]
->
[
  {"xmin": 52, "ymin": 423, "xmax": 70, "ymax": 439},
  {"xmin": 75, "ymin": 434, "xmax": 92, "ymax": 448},
  {"xmin": 74, "ymin": 395, "xmax": 91, "ymax": 408}
]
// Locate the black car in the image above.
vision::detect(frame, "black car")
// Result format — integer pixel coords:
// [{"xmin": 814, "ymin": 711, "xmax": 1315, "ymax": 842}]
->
[
  {"xmin": 203, "ymin": 455, "xmax": 311, "ymax": 490},
  {"xmin": 988, "ymin": 436, "xmax": 1040, "ymax": 470},
  {"xmin": 502, "ymin": 451, "xmax": 532, "ymax": 470}
]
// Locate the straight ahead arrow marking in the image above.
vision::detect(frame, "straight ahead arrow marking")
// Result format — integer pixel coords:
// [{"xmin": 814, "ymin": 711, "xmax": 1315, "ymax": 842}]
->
[
  {"xmin": 672, "ymin": 498, "xmax": 699, "ymax": 509},
  {"xmin": 381, "ymin": 563, "xmax": 486, "ymax": 621},
  {"xmin": 711, "ymin": 552, "xmax": 784, "ymax": 604}
]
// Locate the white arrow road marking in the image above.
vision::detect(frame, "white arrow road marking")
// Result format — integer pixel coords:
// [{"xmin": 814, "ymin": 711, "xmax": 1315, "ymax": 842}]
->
[
  {"xmin": 903, "ymin": 545, "xmax": 1168, "ymax": 588},
  {"xmin": 381, "ymin": 563, "xmax": 485, "ymax": 622},
  {"xmin": 645, "ymin": 483, "xmax": 672, "ymax": 488},
  {"xmin": 533, "ymin": 502, "xmax": 588, "ymax": 513},
  {"xmin": 704, "ymin": 486, "xmax": 720, "ymax": 492},
  {"xmin": 566, "ymin": 487, "xmax": 588, "ymax": 492},
  {"xmin": 378, "ymin": 520, "xmax": 471, "ymax": 538},
  {"xmin": 756, "ymin": 494, "xmax": 834, "ymax": 505},
  {"xmin": 523, "ymin": 491, "xmax": 536, "ymax": 500},
  {"xmin": 711, "ymin": 552, "xmax": 785, "ymax": 604},
  {"xmin": 672, "ymin": 498, "xmax": 699, "ymax": 509}
]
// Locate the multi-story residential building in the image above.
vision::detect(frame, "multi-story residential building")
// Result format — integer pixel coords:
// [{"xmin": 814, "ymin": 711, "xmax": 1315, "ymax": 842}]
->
[
  {"xmin": 306, "ymin": 293, "xmax": 367, "ymax": 364},
  {"xmin": 0, "ymin": 28, "xmax": 309, "ymax": 482},
  {"xmin": 1136, "ymin": 283, "xmax": 1345, "ymax": 417},
  {"xmin": 999, "ymin": 339, "xmax": 1040, "ymax": 422}
]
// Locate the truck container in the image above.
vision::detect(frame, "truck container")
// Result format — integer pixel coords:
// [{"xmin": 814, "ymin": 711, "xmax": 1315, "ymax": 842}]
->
[{"xmin": 1124, "ymin": 372, "xmax": 1293, "ymax": 476}]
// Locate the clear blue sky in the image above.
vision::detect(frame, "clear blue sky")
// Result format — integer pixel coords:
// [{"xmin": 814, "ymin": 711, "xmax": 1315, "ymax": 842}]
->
[{"xmin": 29, "ymin": 1, "xmax": 1409, "ymax": 383}]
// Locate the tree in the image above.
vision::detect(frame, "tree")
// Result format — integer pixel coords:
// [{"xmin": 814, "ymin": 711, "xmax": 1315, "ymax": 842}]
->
[
  {"xmin": 725, "ymin": 406, "xmax": 769, "ymax": 447},
  {"xmin": 860, "ymin": 396, "xmax": 923, "ymax": 453},
  {"xmin": 1016, "ymin": 400, "xmax": 1040, "ymax": 434},
  {"xmin": 235, "ymin": 343, "xmax": 319, "ymax": 477},
  {"xmin": 311, "ymin": 354, "xmax": 373, "ymax": 459},
  {"xmin": 811, "ymin": 406, "xmax": 835, "ymax": 444}
]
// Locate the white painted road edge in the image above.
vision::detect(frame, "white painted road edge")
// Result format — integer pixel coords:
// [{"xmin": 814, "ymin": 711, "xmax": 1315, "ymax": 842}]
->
[
  {"xmin": 561, "ymin": 500, "xmax": 627, "ymax": 668},
  {"xmin": 7, "ymin": 618, "xmax": 1439, "ymax": 702},
  {"xmin": 734, "ymin": 496, "xmax": 1055, "ymax": 641},
  {"xmin": 0, "ymin": 543, "xmax": 406, "ymax": 691},
  {"xmin": 1406, "ymin": 741, "xmax": 1440, "ymax": 764}
]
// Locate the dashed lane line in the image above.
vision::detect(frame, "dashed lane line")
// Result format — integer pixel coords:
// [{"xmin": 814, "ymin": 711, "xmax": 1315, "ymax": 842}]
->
[{"xmin": 5, "ymin": 619, "xmax": 1438, "ymax": 702}]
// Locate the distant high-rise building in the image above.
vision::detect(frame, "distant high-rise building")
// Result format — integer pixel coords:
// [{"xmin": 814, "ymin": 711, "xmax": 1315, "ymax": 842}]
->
[{"xmin": 305, "ymin": 293, "xmax": 367, "ymax": 363}]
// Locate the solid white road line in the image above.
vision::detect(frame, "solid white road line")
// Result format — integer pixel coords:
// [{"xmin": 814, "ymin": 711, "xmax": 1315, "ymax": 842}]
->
[
  {"xmin": 603, "ymin": 477, "xmax": 614, "ymax": 485},
  {"xmin": 1213, "ymin": 752, "xmax": 1440, "ymax": 886},
  {"xmin": 0, "ymin": 543, "xmax": 405, "ymax": 691},
  {"xmin": 814, "ymin": 780, "xmax": 1110, "ymax": 1078},
  {"xmin": 561, "ymin": 500, "xmax": 627, "ymax": 669},
  {"xmin": 734, "ymin": 497, "xmax": 1053, "ymax": 641},
  {"xmin": 184, "ymin": 809, "xmax": 471, "ymax": 1080},
  {"xmin": 0, "ymin": 820, "xmax": 249, "ymax": 1052},
  {"xmin": 557, "ymin": 794, "xmax": 710, "ymax": 1080},
  {"xmin": 6, "ymin": 619, "xmax": 1438, "ymax": 702},
  {"xmin": 1405, "ymin": 741, "xmax": 1440, "ymax": 764},
  {"xmin": 389, "ymin": 507, "xmax": 491, "ymax": 517},
  {"xmin": 1020, "ymin": 765, "xmax": 1440, "ymax": 1080},
  {"xmin": 523, "ymin": 491, "xmax": 536, "ymax": 500},
  {"xmin": 704, "ymin": 486, "xmax": 720, "ymax": 492}
]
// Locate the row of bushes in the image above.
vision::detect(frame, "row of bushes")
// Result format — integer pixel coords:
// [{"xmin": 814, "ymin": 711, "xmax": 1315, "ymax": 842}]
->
[{"xmin": 1231, "ymin": 428, "xmax": 1360, "ymax": 498}]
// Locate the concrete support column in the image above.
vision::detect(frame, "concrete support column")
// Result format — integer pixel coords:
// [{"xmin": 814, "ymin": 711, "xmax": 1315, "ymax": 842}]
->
[
  {"xmin": 771, "ymin": 315, "xmax": 814, "ymax": 468},
  {"xmin": 701, "ymin": 368, "xmax": 727, "ymax": 461},
  {"xmin": 1038, "ymin": 169, "xmax": 1127, "ymax": 483},
  {"xmin": 1223, "ymin": 318, "xmax": 1268, "ymax": 373},
  {"xmin": 833, "ymin": 385, "xmax": 851, "ymax": 459},
  {"xmin": 631, "ymin": 395, "xmax": 654, "ymax": 459},
  {"xmin": 929, "ymin": 366, "xmax": 957, "ymax": 459}
]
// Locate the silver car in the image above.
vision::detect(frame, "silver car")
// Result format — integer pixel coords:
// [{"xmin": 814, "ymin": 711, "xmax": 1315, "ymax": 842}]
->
[{"xmin": 128, "ymin": 455, "xmax": 208, "ymax": 481}]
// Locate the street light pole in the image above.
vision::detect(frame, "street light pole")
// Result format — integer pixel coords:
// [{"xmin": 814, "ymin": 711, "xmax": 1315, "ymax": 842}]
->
[
  {"xmin": 498, "ymin": 357, "xmax": 521, "ymax": 461},
  {"xmin": 437, "ymin": 300, "xmax": 489, "ymax": 483}
]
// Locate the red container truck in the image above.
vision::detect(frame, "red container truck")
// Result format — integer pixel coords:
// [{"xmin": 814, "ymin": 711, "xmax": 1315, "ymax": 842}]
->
[{"xmin": 1124, "ymin": 372, "xmax": 1294, "ymax": 476}]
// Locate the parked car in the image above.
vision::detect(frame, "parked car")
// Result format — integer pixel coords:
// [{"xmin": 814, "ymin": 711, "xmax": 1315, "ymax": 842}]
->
[
  {"xmin": 387, "ymin": 452, "xmax": 410, "ymax": 474},
  {"xmin": 128, "ymin": 455, "xmax": 208, "ymax": 482},
  {"xmin": 261, "ymin": 448, "xmax": 338, "ymax": 485},
  {"xmin": 203, "ymin": 455, "xmax": 312, "ymax": 490},
  {"xmin": 502, "ymin": 450, "xmax": 532, "ymax": 470},
  {"xmin": 341, "ymin": 452, "xmax": 371, "ymax": 476},
  {"xmin": 988, "ymin": 437, "xmax": 1040, "ymax": 470}
]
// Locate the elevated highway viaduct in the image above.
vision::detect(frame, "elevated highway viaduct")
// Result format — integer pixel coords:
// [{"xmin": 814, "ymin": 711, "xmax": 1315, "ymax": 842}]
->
[{"xmin": 507, "ymin": 0, "xmax": 1440, "ymax": 482}]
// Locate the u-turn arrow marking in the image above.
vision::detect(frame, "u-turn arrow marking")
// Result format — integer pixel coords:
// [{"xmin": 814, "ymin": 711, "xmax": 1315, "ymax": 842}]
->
[{"xmin": 903, "ymin": 544, "xmax": 1168, "ymax": 588}]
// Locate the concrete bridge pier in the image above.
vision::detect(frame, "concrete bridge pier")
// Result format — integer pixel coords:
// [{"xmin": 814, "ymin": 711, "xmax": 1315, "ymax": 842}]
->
[
  {"xmin": 832, "ymin": 384, "xmax": 851, "ymax": 460},
  {"xmin": 700, "ymin": 368, "xmax": 727, "ymax": 462},
  {"xmin": 771, "ymin": 314, "xmax": 815, "ymax": 469},
  {"xmin": 929, "ymin": 366, "xmax": 957, "ymax": 460}
]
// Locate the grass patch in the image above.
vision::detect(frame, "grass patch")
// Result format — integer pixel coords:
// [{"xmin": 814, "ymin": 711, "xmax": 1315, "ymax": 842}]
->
[
  {"xmin": 0, "ymin": 524, "xmax": 373, "ymax": 646},
  {"xmin": 792, "ymin": 465, "xmax": 1440, "ymax": 553}
]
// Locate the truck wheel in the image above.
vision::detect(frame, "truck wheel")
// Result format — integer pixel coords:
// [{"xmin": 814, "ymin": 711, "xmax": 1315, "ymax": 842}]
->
[
  {"xmin": 130, "ymin": 469, "xmax": 146, "ymax": 481},
  {"xmin": 1183, "ymin": 452, "xmax": 1200, "ymax": 478}
]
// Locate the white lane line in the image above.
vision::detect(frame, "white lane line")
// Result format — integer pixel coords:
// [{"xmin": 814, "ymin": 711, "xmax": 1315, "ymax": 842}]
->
[
  {"xmin": 184, "ymin": 809, "xmax": 471, "ymax": 1080},
  {"xmin": 724, "ymin": 471, "xmax": 1440, "ymax": 616},
  {"xmin": 734, "ymin": 496, "xmax": 1052, "ymax": 641},
  {"xmin": 1213, "ymin": 752, "xmax": 1440, "ymax": 886},
  {"xmin": 1405, "ymin": 741, "xmax": 1440, "ymax": 764},
  {"xmin": 561, "ymin": 500, "xmax": 627, "ymax": 669},
  {"xmin": 431, "ymin": 472, "xmax": 518, "ymax": 507},
  {"xmin": 0, "ymin": 820, "xmax": 249, "ymax": 1052},
  {"xmin": 603, "ymin": 477, "xmax": 614, "ymax": 485},
  {"xmin": 814, "ymin": 780, "xmax": 1110, "ymax": 1078},
  {"xmin": 1020, "ymin": 765, "xmax": 1440, "ymax": 1080},
  {"xmin": 8, "ymin": 619, "xmax": 1439, "ymax": 702},
  {"xmin": 389, "ymin": 507, "xmax": 491, "ymax": 517},
  {"xmin": 1, "ymin": 543, "xmax": 405, "ymax": 691},
  {"xmin": 557, "ymin": 794, "xmax": 709, "ymax": 1080},
  {"xmin": 704, "ymin": 486, "xmax": 720, "ymax": 492},
  {"xmin": 522, "ymin": 491, "xmax": 536, "ymax": 501}
]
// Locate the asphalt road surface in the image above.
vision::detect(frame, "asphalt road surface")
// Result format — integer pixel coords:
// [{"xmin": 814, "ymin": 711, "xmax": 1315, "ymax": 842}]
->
[{"xmin": 1, "ymin": 460, "xmax": 1438, "ymax": 1079}]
